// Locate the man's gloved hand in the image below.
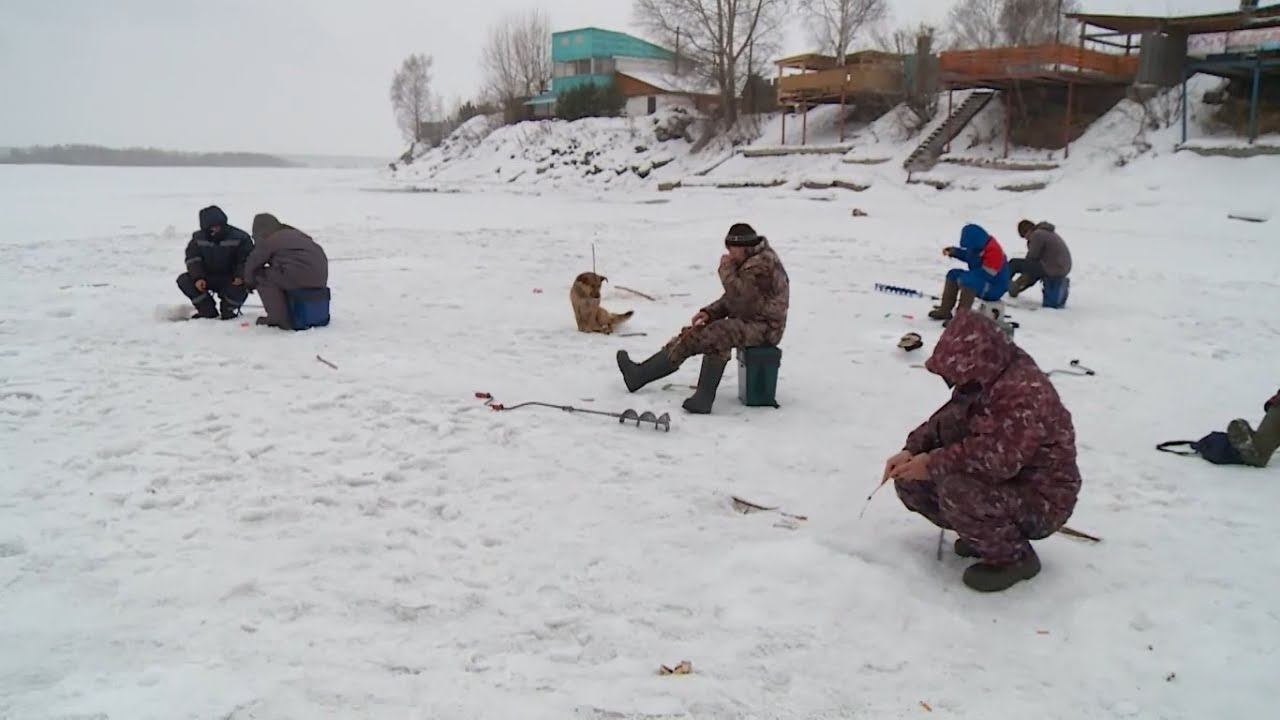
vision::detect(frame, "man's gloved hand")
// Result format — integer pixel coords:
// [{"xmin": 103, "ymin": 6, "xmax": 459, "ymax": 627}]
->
[
  {"xmin": 195, "ymin": 279, "xmax": 208, "ymax": 292},
  {"xmin": 691, "ymin": 311, "xmax": 710, "ymax": 327}
]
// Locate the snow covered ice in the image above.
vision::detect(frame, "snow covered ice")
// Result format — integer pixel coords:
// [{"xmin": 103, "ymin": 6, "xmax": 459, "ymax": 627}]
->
[{"xmin": 2, "ymin": 132, "xmax": 1279, "ymax": 719}]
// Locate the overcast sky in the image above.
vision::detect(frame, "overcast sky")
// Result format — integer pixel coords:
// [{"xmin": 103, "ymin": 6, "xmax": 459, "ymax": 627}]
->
[{"xmin": 0, "ymin": 0, "xmax": 1232, "ymax": 157}]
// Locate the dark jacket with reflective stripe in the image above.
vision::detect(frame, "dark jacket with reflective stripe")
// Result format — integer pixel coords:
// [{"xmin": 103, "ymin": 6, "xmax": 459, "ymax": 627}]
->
[{"xmin": 184, "ymin": 226, "xmax": 254, "ymax": 280}]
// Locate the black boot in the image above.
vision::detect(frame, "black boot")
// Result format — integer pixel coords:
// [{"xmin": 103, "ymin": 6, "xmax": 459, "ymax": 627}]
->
[
  {"xmin": 219, "ymin": 303, "xmax": 241, "ymax": 320},
  {"xmin": 191, "ymin": 296, "xmax": 218, "ymax": 319},
  {"xmin": 617, "ymin": 349, "xmax": 678, "ymax": 393},
  {"xmin": 682, "ymin": 354, "xmax": 729, "ymax": 414},
  {"xmin": 962, "ymin": 548, "xmax": 1041, "ymax": 592},
  {"xmin": 954, "ymin": 538, "xmax": 981, "ymax": 558}
]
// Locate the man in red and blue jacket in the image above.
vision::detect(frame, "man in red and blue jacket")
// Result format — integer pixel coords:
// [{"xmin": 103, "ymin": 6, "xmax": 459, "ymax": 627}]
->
[{"xmin": 928, "ymin": 224, "xmax": 1012, "ymax": 321}]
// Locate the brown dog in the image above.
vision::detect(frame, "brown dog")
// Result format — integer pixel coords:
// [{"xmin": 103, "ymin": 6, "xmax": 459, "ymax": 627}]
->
[{"xmin": 571, "ymin": 272, "xmax": 633, "ymax": 334}]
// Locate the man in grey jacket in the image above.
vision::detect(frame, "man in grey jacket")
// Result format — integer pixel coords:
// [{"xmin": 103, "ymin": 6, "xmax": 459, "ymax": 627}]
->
[
  {"xmin": 1009, "ymin": 220, "xmax": 1072, "ymax": 298},
  {"xmin": 243, "ymin": 214, "xmax": 329, "ymax": 329}
]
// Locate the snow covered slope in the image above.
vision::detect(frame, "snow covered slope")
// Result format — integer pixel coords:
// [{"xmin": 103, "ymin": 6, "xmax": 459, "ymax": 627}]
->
[{"xmin": 2, "ymin": 145, "xmax": 1279, "ymax": 719}]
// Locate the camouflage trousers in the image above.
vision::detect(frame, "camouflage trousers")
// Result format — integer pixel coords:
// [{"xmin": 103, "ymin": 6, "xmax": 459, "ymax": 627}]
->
[
  {"xmin": 663, "ymin": 319, "xmax": 776, "ymax": 365},
  {"xmin": 895, "ymin": 475, "xmax": 1072, "ymax": 565}
]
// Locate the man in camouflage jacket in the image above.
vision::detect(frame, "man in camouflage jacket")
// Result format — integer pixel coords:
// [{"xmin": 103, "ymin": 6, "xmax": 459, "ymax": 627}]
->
[
  {"xmin": 616, "ymin": 223, "xmax": 789, "ymax": 414},
  {"xmin": 883, "ymin": 311, "xmax": 1081, "ymax": 592}
]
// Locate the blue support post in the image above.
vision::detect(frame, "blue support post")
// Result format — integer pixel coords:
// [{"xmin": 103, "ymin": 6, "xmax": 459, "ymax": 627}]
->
[
  {"xmin": 1249, "ymin": 55, "xmax": 1262, "ymax": 143},
  {"xmin": 1181, "ymin": 70, "xmax": 1189, "ymax": 145}
]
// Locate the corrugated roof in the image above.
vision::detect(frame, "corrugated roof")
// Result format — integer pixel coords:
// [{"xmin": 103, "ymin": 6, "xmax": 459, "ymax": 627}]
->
[
  {"xmin": 1069, "ymin": 4, "xmax": 1280, "ymax": 35},
  {"xmin": 617, "ymin": 71, "xmax": 718, "ymax": 96}
]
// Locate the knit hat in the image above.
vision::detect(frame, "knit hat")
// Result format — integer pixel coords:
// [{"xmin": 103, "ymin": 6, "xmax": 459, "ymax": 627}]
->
[
  {"xmin": 251, "ymin": 213, "xmax": 284, "ymax": 241},
  {"xmin": 725, "ymin": 222, "xmax": 765, "ymax": 248}
]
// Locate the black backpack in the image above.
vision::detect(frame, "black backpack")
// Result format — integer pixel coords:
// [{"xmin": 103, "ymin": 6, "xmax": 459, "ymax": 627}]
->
[{"xmin": 1157, "ymin": 433, "xmax": 1244, "ymax": 465}]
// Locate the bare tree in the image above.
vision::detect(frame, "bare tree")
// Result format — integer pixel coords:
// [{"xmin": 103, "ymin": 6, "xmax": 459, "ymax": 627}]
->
[
  {"xmin": 799, "ymin": 0, "xmax": 887, "ymax": 65},
  {"xmin": 948, "ymin": 0, "xmax": 1080, "ymax": 49},
  {"xmin": 947, "ymin": 0, "xmax": 1004, "ymax": 49},
  {"xmin": 634, "ymin": 0, "xmax": 789, "ymax": 128},
  {"xmin": 482, "ymin": 9, "xmax": 551, "ymax": 122},
  {"xmin": 390, "ymin": 54, "xmax": 434, "ymax": 143},
  {"xmin": 1000, "ymin": 0, "xmax": 1080, "ymax": 47}
]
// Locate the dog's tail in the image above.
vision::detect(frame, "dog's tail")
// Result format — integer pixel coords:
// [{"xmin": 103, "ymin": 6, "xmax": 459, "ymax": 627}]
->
[{"xmin": 614, "ymin": 310, "xmax": 634, "ymax": 322}]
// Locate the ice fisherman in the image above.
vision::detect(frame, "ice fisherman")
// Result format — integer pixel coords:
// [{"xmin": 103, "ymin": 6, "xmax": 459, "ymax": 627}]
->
[
  {"xmin": 882, "ymin": 311, "xmax": 1081, "ymax": 592},
  {"xmin": 1009, "ymin": 220, "xmax": 1073, "ymax": 298},
  {"xmin": 1228, "ymin": 388, "xmax": 1280, "ymax": 467},
  {"xmin": 616, "ymin": 223, "xmax": 789, "ymax": 414},
  {"xmin": 243, "ymin": 213, "xmax": 329, "ymax": 329},
  {"xmin": 928, "ymin": 224, "xmax": 1011, "ymax": 321},
  {"xmin": 177, "ymin": 205, "xmax": 254, "ymax": 320}
]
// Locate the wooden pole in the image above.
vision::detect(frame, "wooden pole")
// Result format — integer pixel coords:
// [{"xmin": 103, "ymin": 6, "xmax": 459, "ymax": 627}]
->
[
  {"xmin": 802, "ymin": 100, "xmax": 808, "ymax": 145},
  {"xmin": 1064, "ymin": 81, "xmax": 1074, "ymax": 159},
  {"xmin": 944, "ymin": 88, "xmax": 954, "ymax": 154},
  {"xmin": 1181, "ymin": 70, "xmax": 1189, "ymax": 145},
  {"xmin": 778, "ymin": 61, "xmax": 785, "ymax": 145},
  {"xmin": 1250, "ymin": 56, "xmax": 1262, "ymax": 143},
  {"xmin": 1003, "ymin": 88, "xmax": 1011, "ymax": 159}
]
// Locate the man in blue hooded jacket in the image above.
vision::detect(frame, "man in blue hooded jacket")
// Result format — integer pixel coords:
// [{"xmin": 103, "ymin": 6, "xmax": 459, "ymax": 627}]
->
[
  {"xmin": 928, "ymin": 224, "xmax": 1012, "ymax": 321},
  {"xmin": 177, "ymin": 205, "xmax": 254, "ymax": 320}
]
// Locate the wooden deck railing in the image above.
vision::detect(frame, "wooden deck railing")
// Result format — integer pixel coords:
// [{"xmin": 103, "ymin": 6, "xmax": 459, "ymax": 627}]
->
[
  {"xmin": 940, "ymin": 44, "xmax": 1139, "ymax": 79},
  {"xmin": 779, "ymin": 63, "xmax": 904, "ymax": 97}
]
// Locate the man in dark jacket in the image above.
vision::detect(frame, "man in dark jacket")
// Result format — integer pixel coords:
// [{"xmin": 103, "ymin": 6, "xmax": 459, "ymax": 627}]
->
[
  {"xmin": 1228, "ymin": 389, "xmax": 1280, "ymax": 467},
  {"xmin": 616, "ymin": 223, "xmax": 789, "ymax": 414},
  {"xmin": 243, "ymin": 213, "xmax": 329, "ymax": 330},
  {"xmin": 1009, "ymin": 220, "xmax": 1072, "ymax": 298},
  {"xmin": 177, "ymin": 205, "xmax": 254, "ymax": 319},
  {"xmin": 883, "ymin": 311, "xmax": 1081, "ymax": 592}
]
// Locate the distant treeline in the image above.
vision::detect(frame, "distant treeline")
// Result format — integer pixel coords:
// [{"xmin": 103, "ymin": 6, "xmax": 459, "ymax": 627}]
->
[{"xmin": 0, "ymin": 144, "xmax": 294, "ymax": 167}]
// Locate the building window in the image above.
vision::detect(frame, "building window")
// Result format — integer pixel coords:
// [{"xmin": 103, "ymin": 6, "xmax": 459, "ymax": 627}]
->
[
  {"xmin": 575, "ymin": 34, "xmax": 585, "ymax": 45},
  {"xmin": 647, "ymin": 96, "xmax": 657, "ymax": 114}
]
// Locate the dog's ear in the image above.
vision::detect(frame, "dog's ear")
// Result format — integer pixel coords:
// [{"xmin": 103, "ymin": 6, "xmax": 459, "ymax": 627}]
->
[{"xmin": 599, "ymin": 275, "xmax": 608, "ymax": 284}]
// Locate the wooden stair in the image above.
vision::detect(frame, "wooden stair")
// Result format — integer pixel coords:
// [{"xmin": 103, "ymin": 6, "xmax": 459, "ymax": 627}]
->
[{"xmin": 903, "ymin": 91, "xmax": 997, "ymax": 173}]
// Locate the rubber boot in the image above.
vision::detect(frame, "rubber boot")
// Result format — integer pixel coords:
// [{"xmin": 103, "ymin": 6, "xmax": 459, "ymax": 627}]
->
[
  {"xmin": 962, "ymin": 548, "xmax": 1041, "ymax": 592},
  {"xmin": 191, "ymin": 296, "xmax": 218, "ymax": 319},
  {"xmin": 682, "ymin": 354, "xmax": 729, "ymax": 415},
  {"xmin": 928, "ymin": 280, "xmax": 959, "ymax": 321},
  {"xmin": 219, "ymin": 302, "xmax": 241, "ymax": 320},
  {"xmin": 1228, "ymin": 406, "xmax": 1280, "ymax": 467},
  {"xmin": 954, "ymin": 538, "xmax": 981, "ymax": 558},
  {"xmin": 617, "ymin": 349, "xmax": 679, "ymax": 393},
  {"xmin": 957, "ymin": 286, "xmax": 977, "ymax": 313}
]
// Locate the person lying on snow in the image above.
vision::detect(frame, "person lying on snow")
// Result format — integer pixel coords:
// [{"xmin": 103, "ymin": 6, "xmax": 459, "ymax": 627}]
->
[
  {"xmin": 243, "ymin": 213, "xmax": 329, "ymax": 330},
  {"xmin": 1009, "ymin": 220, "xmax": 1072, "ymax": 298},
  {"xmin": 883, "ymin": 310, "xmax": 1081, "ymax": 592},
  {"xmin": 928, "ymin": 224, "xmax": 1011, "ymax": 321},
  {"xmin": 177, "ymin": 205, "xmax": 254, "ymax": 320},
  {"xmin": 1228, "ymin": 389, "xmax": 1280, "ymax": 467},
  {"xmin": 616, "ymin": 223, "xmax": 789, "ymax": 414}
]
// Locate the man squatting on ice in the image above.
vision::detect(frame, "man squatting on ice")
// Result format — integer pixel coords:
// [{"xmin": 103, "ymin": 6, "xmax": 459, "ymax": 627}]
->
[
  {"xmin": 1009, "ymin": 220, "xmax": 1073, "ymax": 298},
  {"xmin": 616, "ymin": 223, "xmax": 789, "ymax": 414},
  {"xmin": 177, "ymin": 205, "xmax": 254, "ymax": 320},
  {"xmin": 243, "ymin": 213, "xmax": 330, "ymax": 330},
  {"xmin": 883, "ymin": 311, "xmax": 1082, "ymax": 592}
]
